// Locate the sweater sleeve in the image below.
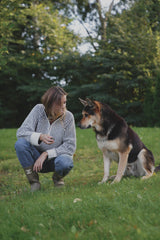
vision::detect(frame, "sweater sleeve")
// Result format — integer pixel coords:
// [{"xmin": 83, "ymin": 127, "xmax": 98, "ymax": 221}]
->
[
  {"xmin": 46, "ymin": 112, "xmax": 76, "ymax": 159},
  {"xmin": 16, "ymin": 104, "xmax": 42, "ymax": 145}
]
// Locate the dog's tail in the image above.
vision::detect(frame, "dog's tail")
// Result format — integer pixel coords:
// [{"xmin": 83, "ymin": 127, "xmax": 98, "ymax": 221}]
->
[{"xmin": 154, "ymin": 164, "xmax": 160, "ymax": 173}]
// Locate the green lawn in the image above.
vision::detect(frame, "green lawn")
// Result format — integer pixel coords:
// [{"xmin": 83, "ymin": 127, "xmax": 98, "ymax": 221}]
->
[{"xmin": 0, "ymin": 128, "xmax": 160, "ymax": 240}]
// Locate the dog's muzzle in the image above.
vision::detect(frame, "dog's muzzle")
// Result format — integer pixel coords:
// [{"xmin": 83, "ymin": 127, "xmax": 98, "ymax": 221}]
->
[{"xmin": 77, "ymin": 122, "xmax": 91, "ymax": 129}]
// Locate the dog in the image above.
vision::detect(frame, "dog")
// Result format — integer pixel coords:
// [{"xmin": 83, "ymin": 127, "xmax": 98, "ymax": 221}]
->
[{"xmin": 79, "ymin": 98, "xmax": 159, "ymax": 184}]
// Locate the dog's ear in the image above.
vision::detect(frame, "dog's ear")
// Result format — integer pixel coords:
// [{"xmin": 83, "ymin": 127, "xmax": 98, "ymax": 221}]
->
[
  {"xmin": 79, "ymin": 98, "xmax": 88, "ymax": 106},
  {"xmin": 79, "ymin": 98, "xmax": 95, "ymax": 108},
  {"xmin": 86, "ymin": 98, "xmax": 95, "ymax": 107}
]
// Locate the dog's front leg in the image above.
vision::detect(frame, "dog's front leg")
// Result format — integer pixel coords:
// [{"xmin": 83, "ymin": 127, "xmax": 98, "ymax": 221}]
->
[
  {"xmin": 112, "ymin": 152, "xmax": 128, "ymax": 184},
  {"xmin": 98, "ymin": 152, "xmax": 111, "ymax": 184}
]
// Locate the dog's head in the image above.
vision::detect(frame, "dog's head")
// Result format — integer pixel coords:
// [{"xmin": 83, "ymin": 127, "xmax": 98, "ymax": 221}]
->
[{"xmin": 78, "ymin": 98, "xmax": 102, "ymax": 131}]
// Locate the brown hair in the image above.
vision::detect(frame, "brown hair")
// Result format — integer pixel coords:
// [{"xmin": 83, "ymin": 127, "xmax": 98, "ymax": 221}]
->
[{"xmin": 41, "ymin": 86, "xmax": 67, "ymax": 116}]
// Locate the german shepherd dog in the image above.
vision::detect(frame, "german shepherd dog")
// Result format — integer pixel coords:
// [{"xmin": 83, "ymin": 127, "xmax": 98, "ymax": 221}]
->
[{"xmin": 79, "ymin": 98, "xmax": 160, "ymax": 184}]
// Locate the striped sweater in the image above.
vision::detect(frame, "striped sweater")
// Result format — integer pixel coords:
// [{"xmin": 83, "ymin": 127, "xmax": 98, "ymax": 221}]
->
[{"xmin": 16, "ymin": 104, "xmax": 76, "ymax": 159}]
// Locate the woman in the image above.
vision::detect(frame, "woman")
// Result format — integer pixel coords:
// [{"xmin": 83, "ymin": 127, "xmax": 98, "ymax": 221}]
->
[{"xmin": 15, "ymin": 86, "xmax": 76, "ymax": 191}]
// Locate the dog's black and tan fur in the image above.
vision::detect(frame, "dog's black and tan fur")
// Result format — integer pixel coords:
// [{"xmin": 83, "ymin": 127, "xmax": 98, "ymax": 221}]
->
[{"xmin": 79, "ymin": 98, "xmax": 159, "ymax": 184}]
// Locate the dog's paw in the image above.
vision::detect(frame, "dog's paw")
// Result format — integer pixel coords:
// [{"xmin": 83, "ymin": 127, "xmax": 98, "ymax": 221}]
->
[
  {"xmin": 111, "ymin": 180, "xmax": 117, "ymax": 185},
  {"xmin": 111, "ymin": 178, "xmax": 121, "ymax": 184},
  {"xmin": 141, "ymin": 175, "xmax": 152, "ymax": 180},
  {"xmin": 111, "ymin": 180, "xmax": 119, "ymax": 185},
  {"xmin": 98, "ymin": 181, "xmax": 104, "ymax": 185},
  {"xmin": 98, "ymin": 180, "xmax": 107, "ymax": 185}
]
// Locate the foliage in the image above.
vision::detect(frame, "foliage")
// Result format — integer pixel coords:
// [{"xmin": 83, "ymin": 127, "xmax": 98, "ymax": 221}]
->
[
  {"xmin": 1, "ymin": 128, "xmax": 160, "ymax": 239},
  {"xmin": 95, "ymin": 0, "xmax": 157, "ymax": 125},
  {"xmin": 1, "ymin": 0, "xmax": 160, "ymax": 127},
  {"xmin": 153, "ymin": 71, "xmax": 160, "ymax": 126},
  {"xmin": 0, "ymin": 0, "xmax": 80, "ymax": 127},
  {"xmin": 66, "ymin": 0, "xmax": 160, "ymax": 125}
]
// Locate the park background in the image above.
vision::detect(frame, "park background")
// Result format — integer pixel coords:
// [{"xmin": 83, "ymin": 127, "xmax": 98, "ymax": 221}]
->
[
  {"xmin": 1, "ymin": 0, "xmax": 160, "ymax": 128},
  {"xmin": 1, "ymin": 1, "xmax": 160, "ymax": 239}
]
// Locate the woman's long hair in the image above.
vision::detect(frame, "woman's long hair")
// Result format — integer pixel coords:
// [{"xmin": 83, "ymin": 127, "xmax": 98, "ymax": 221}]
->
[{"xmin": 41, "ymin": 86, "xmax": 67, "ymax": 117}]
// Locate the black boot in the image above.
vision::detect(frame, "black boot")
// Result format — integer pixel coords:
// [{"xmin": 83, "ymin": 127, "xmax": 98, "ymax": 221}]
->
[
  {"xmin": 52, "ymin": 172, "xmax": 64, "ymax": 187},
  {"xmin": 24, "ymin": 166, "xmax": 41, "ymax": 192}
]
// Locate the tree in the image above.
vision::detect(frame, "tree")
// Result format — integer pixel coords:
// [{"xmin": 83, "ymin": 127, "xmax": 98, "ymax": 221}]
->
[
  {"xmin": 96, "ymin": 0, "xmax": 157, "ymax": 125},
  {"xmin": 62, "ymin": 0, "xmax": 160, "ymax": 125},
  {"xmin": 153, "ymin": 71, "xmax": 160, "ymax": 126},
  {"xmin": 1, "ymin": 0, "xmax": 160, "ymax": 127},
  {"xmin": 0, "ymin": 0, "xmax": 80, "ymax": 127}
]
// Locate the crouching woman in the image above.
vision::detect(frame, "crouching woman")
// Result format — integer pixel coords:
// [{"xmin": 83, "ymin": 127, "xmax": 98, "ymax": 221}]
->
[{"xmin": 15, "ymin": 86, "xmax": 76, "ymax": 191}]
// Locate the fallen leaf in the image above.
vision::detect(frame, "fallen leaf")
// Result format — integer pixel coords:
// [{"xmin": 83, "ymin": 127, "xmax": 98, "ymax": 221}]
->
[
  {"xmin": 88, "ymin": 219, "xmax": 97, "ymax": 226},
  {"xmin": 39, "ymin": 223, "xmax": 45, "ymax": 228},
  {"xmin": 73, "ymin": 198, "xmax": 82, "ymax": 203},
  {"xmin": 88, "ymin": 220, "xmax": 94, "ymax": 226},
  {"xmin": 71, "ymin": 225, "xmax": 77, "ymax": 233},
  {"xmin": 21, "ymin": 226, "xmax": 29, "ymax": 232},
  {"xmin": 137, "ymin": 194, "xmax": 142, "ymax": 199}
]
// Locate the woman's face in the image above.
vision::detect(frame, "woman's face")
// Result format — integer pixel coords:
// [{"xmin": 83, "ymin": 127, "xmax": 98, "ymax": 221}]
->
[{"xmin": 52, "ymin": 95, "xmax": 67, "ymax": 116}]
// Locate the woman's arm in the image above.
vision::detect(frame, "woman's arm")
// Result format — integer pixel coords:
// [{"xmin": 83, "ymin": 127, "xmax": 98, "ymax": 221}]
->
[{"xmin": 16, "ymin": 104, "xmax": 42, "ymax": 143}]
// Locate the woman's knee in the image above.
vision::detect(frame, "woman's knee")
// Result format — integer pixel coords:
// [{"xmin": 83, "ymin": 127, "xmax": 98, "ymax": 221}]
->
[
  {"xmin": 55, "ymin": 154, "xmax": 73, "ymax": 176},
  {"xmin": 15, "ymin": 138, "xmax": 30, "ymax": 152},
  {"xmin": 15, "ymin": 138, "xmax": 40, "ymax": 168}
]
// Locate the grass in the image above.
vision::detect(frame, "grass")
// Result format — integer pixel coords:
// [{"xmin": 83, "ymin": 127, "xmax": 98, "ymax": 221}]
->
[{"xmin": 0, "ymin": 127, "xmax": 160, "ymax": 240}]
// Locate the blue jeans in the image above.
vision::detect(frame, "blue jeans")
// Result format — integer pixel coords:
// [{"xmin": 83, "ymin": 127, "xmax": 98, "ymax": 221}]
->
[{"xmin": 15, "ymin": 138, "xmax": 74, "ymax": 177}]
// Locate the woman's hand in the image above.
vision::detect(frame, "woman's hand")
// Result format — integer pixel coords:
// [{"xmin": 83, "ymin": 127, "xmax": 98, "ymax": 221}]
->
[
  {"xmin": 39, "ymin": 134, "xmax": 54, "ymax": 145},
  {"xmin": 33, "ymin": 152, "xmax": 48, "ymax": 172}
]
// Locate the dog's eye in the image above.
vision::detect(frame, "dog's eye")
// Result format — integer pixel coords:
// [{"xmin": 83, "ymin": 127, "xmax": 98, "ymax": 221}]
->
[{"xmin": 84, "ymin": 113, "xmax": 88, "ymax": 118}]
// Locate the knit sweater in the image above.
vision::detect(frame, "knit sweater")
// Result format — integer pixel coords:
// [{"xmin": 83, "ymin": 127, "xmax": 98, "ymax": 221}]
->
[{"xmin": 16, "ymin": 104, "xmax": 76, "ymax": 159}]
